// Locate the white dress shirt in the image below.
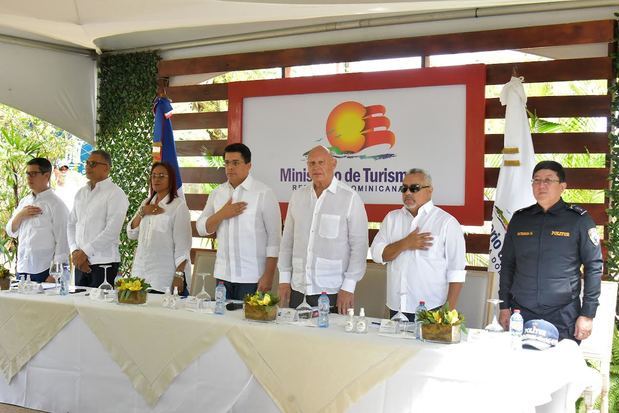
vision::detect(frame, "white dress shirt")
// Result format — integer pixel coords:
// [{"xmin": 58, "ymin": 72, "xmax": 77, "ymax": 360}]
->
[
  {"xmin": 278, "ymin": 178, "xmax": 368, "ymax": 295},
  {"xmin": 371, "ymin": 201, "xmax": 466, "ymax": 313},
  {"xmin": 127, "ymin": 194, "xmax": 192, "ymax": 292},
  {"xmin": 196, "ymin": 175, "xmax": 282, "ymax": 283},
  {"xmin": 6, "ymin": 189, "xmax": 69, "ymax": 274},
  {"xmin": 68, "ymin": 177, "xmax": 129, "ymax": 265}
]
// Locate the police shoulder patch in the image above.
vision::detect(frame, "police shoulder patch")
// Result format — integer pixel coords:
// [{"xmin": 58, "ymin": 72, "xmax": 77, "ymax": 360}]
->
[
  {"xmin": 588, "ymin": 228, "xmax": 600, "ymax": 246},
  {"xmin": 568, "ymin": 204, "xmax": 587, "ymax": 215}
]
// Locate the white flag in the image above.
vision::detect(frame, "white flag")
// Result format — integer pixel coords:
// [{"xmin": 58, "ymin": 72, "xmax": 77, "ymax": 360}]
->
[{"xmin": 488, "ymin": 77, "xmax": 536, "ymax": 273}]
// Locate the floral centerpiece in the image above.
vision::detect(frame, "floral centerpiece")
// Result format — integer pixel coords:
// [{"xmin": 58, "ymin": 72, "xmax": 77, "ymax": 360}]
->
[
  {"xmin": 115, "ymin": 276, "xmax": 150, "ymax": 304},
  {"xmin": 244, "ymin": 291, "xmax": 280, "ymax": 321},
  {"xmin": 0, "ymin": 266, "xmax": 11, "ymax": 290},
  {"xmin": 416, "ymin": 305, "xmax": 466, "ymax": 343}
]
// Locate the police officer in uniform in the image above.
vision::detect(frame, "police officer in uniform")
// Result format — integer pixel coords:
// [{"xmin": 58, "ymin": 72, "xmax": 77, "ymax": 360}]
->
[{"xmin": 498, "ymin": 160, "xmax": 602, "ymax": 342}]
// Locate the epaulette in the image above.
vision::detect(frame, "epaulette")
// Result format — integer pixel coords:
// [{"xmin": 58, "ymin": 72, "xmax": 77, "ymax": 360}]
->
[
  {"xmin": 568, "ymin": 204, "xmax": 587, "ymax": 216},
  {"xmin": 515, "ymin": 204, "xmax": 536, "ymax": 214}
]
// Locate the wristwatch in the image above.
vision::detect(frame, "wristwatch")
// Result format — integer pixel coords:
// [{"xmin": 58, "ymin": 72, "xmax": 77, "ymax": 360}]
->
[
  {"xmin": 174, "ymin": 271, "xmax": 185, "ymax": 279},
  {"xmin": 137, "ymin": 207, "xmax": 145, "ymax": 218}
]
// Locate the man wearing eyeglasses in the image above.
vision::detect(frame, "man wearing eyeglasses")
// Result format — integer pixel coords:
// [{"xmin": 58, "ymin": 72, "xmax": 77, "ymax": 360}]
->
[
  {"xmin": 498, "ymin": 160, "xmax": 602, "ymax": 342},
  {"xmin": 370, "ymin": 168, "xmax": 466, "ymax": 320},
  {"xmin": 196, "ymin": 143, "xmax": 281, "ymax": 299},
  {"xmin": 6, "ymin": 158, "xmax": 69, "ymax": 283},
  {"xmin": 68, "ymin": 150, "xmax": 129, "ymax": 287},
  {"xmin": 278, "ymin": 145, "xmax": 369, "ymax": 315}
]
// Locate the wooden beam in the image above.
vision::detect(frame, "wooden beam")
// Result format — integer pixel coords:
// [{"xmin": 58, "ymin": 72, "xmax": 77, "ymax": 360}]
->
[
  {"xmin": 485, "ymin": 167, "xmax": 608, "ymax": 189},
  {"xmin": 465, "ymin": 233, "xmax": 491, "ymax": 254},
  {"xmin": 485, "ymin": 57, "xmax": 612, "ymax": 85},
  {"xmin": 485, "ymin": 132, "xmax": 609, "ymax": 154},
  {"xmin": 173, "ymin": 112, "xmax": 228, "ymax": 130},
  {"xmin": 166, "ymin": 84, "xmax": 228, "ymax": 102},
  {"xmin": 180, "ymin": 167, "xmax": 226, "ymax": 184},
  {"xmin": 159, "ymin": 20, "xmax": 615, "ymax": 76},
  {"xmin": 485, "ymin": 95, "xmax": 610, "ymax": 119},
  {"xmin": 186, "ymin": 193, "xmax": 209, "ymax": 210},
  {"xmin": 176, "ymin": 140, "xmax": 227, "ymax": 156}
]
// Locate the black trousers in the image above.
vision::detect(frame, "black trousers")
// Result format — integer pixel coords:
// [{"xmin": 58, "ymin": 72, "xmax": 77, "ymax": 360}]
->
[
  {"xmin": 215, "ymin": 279, "xmax": 258, "ymax": 301},
  {"xmin": 513, "ymin": 298, "xmax": 581, "ymax": 343},
  {"xmin": 75, "ymin": 262, "xmax": 120, "ymax": 288},
  {"xmin": 289, "ymin": 289, "xmax": 338, "ymax": 313}
]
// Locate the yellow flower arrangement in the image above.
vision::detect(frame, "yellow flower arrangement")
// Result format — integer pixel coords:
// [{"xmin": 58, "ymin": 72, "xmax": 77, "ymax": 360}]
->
[
  {"xmin": 417, "ymin": 304, "xmax": 467, "ymax": 332},
  {"xmin": 115, "ymin": 276, "xmax": 151, "ymax": 303},
  {"xmin": 244, "ymin": 291, "xmax": 280, "ymax": 321},
  {"xmin": 244, "ymin": 291, "xmax": 280, "ymax": 308}
]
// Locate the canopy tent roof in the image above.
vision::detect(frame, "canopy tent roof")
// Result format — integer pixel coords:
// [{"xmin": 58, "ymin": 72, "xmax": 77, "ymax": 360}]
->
[{"xmin": 0, "ymin": 0, "xmax": 617, "ymax": 143}]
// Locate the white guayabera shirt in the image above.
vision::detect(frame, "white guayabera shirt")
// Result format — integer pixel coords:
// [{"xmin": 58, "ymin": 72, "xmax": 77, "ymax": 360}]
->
[
  {"xmin": 67, "ymin": 177, "xmax": 129, "ymax": 265},
  {"xmin": 6, "ymin": 189, "xmax": 69, "ymax": 274},
  {"xmin": 371, "ymin": 201, "xmax": 466, "ymax": 313},
  {"xmin": 127, "ymin": 194, "xmax": 192, "ymax": 292},
  {"xmin": 197, "ymin": 175, "xmax": 282, "ymax": 283},
  {"xmin": 278, "ymin": 178, "xmax": 368, "ymax": 295}
]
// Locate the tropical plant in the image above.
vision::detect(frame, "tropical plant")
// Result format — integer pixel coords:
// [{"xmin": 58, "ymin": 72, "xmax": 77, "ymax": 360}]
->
[{"xmin": 0, "ymin": 104, "xmax": 75, "ymax": 271}]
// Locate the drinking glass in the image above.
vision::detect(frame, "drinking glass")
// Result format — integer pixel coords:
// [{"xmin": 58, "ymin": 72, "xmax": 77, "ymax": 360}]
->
[
  {"xmin": 195, "ymin": 273, "xmax": 211, "ymax": 302},
  {"xmin": 98, "ymin": 265, "xmax": 114, "ymax": 302},
  {"xmin": 295, "ymin": 277, "xmax": 312, "ymax": 312},
  {"xmin": 484, "ymin": 298, "xmax": 504, "ymax": 332},
  {"xmin": 49, "ymin": 261, "xmax": 63, "ymax": 293}
]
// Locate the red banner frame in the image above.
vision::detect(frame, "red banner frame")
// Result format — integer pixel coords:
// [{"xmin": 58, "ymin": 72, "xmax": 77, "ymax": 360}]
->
[{"xmin": 228, "ymin": 64, "xmax": 486, "ymax": 225}]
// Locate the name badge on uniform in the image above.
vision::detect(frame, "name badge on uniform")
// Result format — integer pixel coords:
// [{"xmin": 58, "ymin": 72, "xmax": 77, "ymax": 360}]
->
[
  {"xmin": 550, "ymin": 231, "xmax": 570, "ymax": 237},
  {"xmin": 517, "ymin": 231, "xmax": 533, "ymax": 236},
  {"xmin": 588, "ymin": 228, "xmax": 600, "ymax": 246}
]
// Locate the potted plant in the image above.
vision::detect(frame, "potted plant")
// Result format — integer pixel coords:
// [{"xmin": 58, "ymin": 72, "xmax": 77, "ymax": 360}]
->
[
  {"xmin": 115, "ymin": 276, "xmax": 150, "ymax": 304},
  {"xmin": 417, "ymin": 305, "xmax": 466, "ymax": 343},
  {"xmin": 0, "ymin": 266, "xmax": 11, "ymax": 290},
  {"xmin": 244, "ymin": 291, "xmax": 280, "ymax": 321}
]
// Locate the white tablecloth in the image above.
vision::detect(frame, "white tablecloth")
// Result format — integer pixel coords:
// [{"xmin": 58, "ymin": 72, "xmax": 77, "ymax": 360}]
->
[{"xmin": 0, "ymin": 296, "xmax": 591, "ymax": 413}]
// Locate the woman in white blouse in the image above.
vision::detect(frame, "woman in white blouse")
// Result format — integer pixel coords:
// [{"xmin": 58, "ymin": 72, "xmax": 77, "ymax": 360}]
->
[{"xmin": 127, "ymin": 162, "xmax": 192, "ymax": 295}]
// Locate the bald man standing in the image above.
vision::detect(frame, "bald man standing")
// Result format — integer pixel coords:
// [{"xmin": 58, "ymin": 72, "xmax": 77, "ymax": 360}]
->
[{"xmin": 278, "ymin": 146, "xmax": 369, "ymax": 314}]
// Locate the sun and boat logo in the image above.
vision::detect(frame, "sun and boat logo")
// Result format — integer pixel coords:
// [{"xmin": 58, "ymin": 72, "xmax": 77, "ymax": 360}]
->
[{"xmin": 322, "ymin": 101, "xmax": 396, "ymax": 160}]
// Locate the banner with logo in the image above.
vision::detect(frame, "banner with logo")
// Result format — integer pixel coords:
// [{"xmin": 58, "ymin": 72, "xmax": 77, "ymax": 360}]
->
[{"xmin": 228, "ymin": 65, "xmax": 485, "ymax": 224}]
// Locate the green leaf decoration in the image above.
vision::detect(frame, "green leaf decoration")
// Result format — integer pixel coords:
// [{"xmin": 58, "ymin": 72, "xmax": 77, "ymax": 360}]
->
[{"xmin": 96, "ymin": 52, "xmax": 159, "ymax": 275}]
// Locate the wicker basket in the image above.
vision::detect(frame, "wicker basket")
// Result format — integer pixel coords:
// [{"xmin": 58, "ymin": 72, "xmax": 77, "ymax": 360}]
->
[
  {"xmin": 421, "ymin": 324, "xmax": 461, "ymax": 343},
  {"xmin": 244, "ymin": 304, "xmax": 278, "ymax": 321},
  {"xmin": 118, "ymin": 290, "xmax": 147, "ymax": 305}
]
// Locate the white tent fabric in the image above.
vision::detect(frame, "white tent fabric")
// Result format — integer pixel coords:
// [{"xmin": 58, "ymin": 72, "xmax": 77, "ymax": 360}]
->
[
  {"xmin": 0, "ymin": 42, "xmax": 96, "ymax": 142},
  {"xmin": 0, "ymin": 1, "xmax": 617, "ymax": 143}
]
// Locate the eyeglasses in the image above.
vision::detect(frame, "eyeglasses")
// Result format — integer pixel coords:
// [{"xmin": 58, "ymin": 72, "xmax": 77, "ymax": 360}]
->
[
  {"xmin": 151, "ymin": 173, "xmax": 169, "ymax": 179},
  {"xmin": 224, "ymin": 160, "xmax": 244, "ymax": 167},
  {"xmin": 531, "ymin": 178, "xmax": 561, "ymax": 186},
  {"xmin": 85, "ymin": 160, "xmax": 108, "ymax": 168},
  {"xmin": 25, "ymin": 171, "xmax": 43, "ymax": 177},
  {"xmin": 399, "ymin": 184, "xmax": 430, "ymax": 193}
]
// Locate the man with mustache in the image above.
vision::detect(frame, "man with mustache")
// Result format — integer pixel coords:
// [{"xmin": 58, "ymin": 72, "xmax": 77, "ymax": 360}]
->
[{"xmin": 371, "ymin": 168, "xmax": 466, "ymax": 320}]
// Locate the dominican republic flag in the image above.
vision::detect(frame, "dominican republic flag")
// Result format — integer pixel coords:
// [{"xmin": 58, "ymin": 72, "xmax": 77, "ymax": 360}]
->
[
  {"xmin": 488, "ymin": 76, "xmax": 536, "ymax": 274},
  {"xmin": 153, "ymin": 96, "xmax": 183, "ymax": 193}
]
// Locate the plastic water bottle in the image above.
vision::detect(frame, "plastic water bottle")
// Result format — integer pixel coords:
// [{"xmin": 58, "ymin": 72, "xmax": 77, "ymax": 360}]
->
[
  {"xmin": 415, "ymin": 300, "xmax": 427, "ymax": 340},
  {"xmin": 509, "ymin": 309, "xmax": 524, "ymax": 350},
  {"xmin": 215, "ymin": 281, "xmax": 226, "ymax": 315},
  {"xmin": 59, "ymin": 264, "xmax": 70, "ymax": 296},
  {"xmin": 355, "ymin": 307, "xmax": 368, "ymax": 334},
  {"xmin": 317, "ymin": 292, "xmax": 330, "ymax": 328}
]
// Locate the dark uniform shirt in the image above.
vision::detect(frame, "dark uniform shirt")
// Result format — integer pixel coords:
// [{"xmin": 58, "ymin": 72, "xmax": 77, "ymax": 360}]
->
[{"xmin": 499, "ymin": 198, "xmax": 602, "ymax": 319}]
